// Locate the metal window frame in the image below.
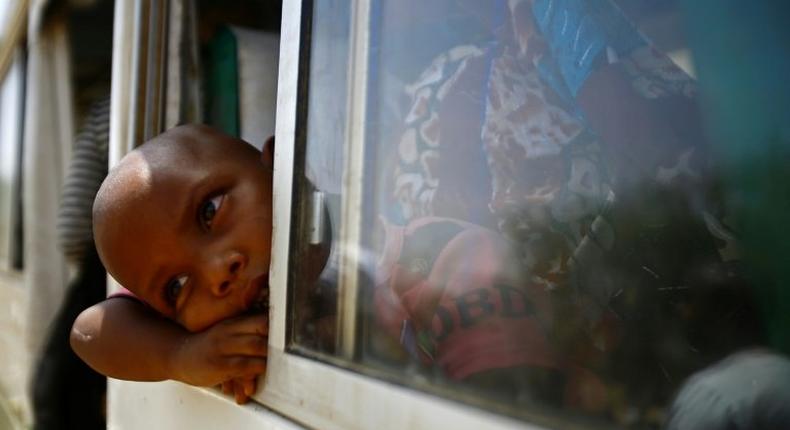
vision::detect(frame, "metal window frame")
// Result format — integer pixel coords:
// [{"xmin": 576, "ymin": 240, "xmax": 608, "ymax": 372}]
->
[{"xmin": 334, "ymin": 0, "xmax": 370, "ymax": 360}]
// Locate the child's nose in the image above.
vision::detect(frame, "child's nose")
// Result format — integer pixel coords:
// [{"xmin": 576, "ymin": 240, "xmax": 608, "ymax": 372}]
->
[{"xmin": 210, "ymin": 251, "xmax": 248, "ymax": 297}]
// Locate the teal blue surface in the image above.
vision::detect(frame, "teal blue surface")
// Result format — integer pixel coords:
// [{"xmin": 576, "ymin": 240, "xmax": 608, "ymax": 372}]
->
[
  {"xmin": 206, "ymin": 26, "xmax": 240, "ymax": 137},
  {"xmin": 681, "ymin": 0, "xmax": 790, "ymax": 354}
]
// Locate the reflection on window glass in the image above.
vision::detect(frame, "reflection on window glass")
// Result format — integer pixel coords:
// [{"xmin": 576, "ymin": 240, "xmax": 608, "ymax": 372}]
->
[
  {"xmin": 290, "ymin": 0, "xmax": 350, "ymax": 354},
  {"xmin": 291, "ymin": 0, "xmax": 790, "ymax": 428}
]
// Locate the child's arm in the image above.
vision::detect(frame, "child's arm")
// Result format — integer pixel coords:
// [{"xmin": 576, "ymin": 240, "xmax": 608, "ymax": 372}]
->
[{"xmin": 70, "ymin": 297, "xmax": 268, "ymax": 403}]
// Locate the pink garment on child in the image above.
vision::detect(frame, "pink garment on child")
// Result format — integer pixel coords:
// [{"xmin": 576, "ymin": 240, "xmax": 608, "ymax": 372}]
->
[{"xmin": 108, "ymin": 286, "xmax": 141, "ymax": 301}]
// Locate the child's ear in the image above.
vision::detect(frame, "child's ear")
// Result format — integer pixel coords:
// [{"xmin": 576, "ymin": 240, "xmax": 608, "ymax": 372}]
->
[{"xmin": 261, "ymin": 136, "xmax": 274, "ymax": 167}]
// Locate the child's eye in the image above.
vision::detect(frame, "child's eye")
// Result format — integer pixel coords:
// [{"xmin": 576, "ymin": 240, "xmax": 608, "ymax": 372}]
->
[
  {"xmin": 198, "ymin": 194, "xmax": 225, "ymax": 229},
  {"xmin": 164, "ymin": 275, "xmax": 188, "ymax": 307}
]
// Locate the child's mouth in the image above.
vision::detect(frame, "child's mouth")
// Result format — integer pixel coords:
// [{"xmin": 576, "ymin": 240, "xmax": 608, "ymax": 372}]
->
[{"xmin": 247, "ymin": 274, "xmax": 270, "ymax": 314}]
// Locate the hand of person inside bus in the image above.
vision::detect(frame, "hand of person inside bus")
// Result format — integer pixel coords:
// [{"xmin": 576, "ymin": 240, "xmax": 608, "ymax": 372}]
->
[{"xmin": 171, "ymin": 313, "xmax": 269, "ymax": 391}]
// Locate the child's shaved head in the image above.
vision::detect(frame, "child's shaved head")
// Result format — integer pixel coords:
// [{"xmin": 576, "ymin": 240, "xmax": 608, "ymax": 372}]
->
[{"xmin": 94, "ymin": 124, "xmax": 274, "ymax": 332}]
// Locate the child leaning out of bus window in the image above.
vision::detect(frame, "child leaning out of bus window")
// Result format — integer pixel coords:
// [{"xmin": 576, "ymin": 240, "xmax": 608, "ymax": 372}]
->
[
  {"xmin": 71, "ymin": 124, "xmax": 607, "ymax": 409},
  {"xmin": 71, "ymin": 125, "xmax": 273, "ymax": 404}
]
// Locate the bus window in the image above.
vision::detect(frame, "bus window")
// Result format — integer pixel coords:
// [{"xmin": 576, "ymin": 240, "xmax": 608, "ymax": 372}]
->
[{"xmin": 287, "ymin": 0, "xmax": 789, "ymax": 428}]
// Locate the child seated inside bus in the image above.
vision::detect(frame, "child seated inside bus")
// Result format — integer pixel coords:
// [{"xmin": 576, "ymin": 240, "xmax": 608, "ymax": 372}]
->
[{"xmin": 71, "ymin": 124, "xmax": 606, "ymax": 409}]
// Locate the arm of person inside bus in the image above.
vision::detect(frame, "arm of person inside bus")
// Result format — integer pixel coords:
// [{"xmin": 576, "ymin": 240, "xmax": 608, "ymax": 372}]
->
[{"xmin": 70, "ymin": 296, "xmax": 268, "ymax": 404}]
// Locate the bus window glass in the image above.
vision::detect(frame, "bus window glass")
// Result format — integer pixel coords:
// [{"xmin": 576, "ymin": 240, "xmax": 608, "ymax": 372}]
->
[
  {"xmin": 290, "ymin": 0, "xmax": 790, "ymax": 428},
  {"xmin": 290, "ymin": 0, "xmax": 350, "ymax": 354}
]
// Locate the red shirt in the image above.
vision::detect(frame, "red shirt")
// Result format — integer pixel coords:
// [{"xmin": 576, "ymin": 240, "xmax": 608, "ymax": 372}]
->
[{"xmin": 375, "ymin": 217, "xmax": 560, "ymax": 380}]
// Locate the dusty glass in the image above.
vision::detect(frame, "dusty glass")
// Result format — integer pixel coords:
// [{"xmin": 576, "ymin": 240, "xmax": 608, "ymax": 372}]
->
[{"xmin": 290, "ymin": 1, "xmax": 790, "ymax": 428}]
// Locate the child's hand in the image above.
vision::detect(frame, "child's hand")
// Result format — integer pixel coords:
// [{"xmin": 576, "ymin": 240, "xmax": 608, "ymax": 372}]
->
[
  {"xmin": 170, "ymin": 313, "xmax": 268, "ymax": 388},
  {"xmin": 221, "ymin": 375, "xmax": 261, "ymax": 404}
]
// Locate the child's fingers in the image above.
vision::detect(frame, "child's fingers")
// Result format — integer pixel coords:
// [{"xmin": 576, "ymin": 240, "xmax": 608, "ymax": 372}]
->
[
  {"xmin": 222, "ymin": 334, "xmax": 268, "ymax": 357},
  {"xmin": 234, "ymin": 383, "xmax": 249, "ymax": 405},
  {"xmin": 225, "ymin": 357, "xmax": 268, "ymax": 378},
  {"xmin": 242, "ymin": 376, "xmax": 257, "ymax": 397},
  {"xmin": 221, "ymin": 380, "xmax": 234, "ymax": 395},
  {"xmin": 223, "ymin": 314, "xmax": 269, "ymax": 336}
]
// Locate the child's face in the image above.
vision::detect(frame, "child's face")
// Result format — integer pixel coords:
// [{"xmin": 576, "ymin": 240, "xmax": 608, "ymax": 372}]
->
[{"xmin": 96, "ymin": 126, "xmax": 273, "ymax": 332}]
